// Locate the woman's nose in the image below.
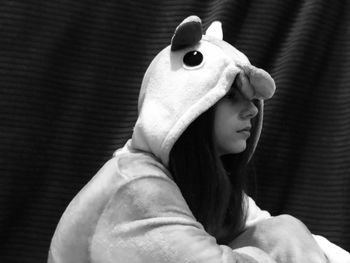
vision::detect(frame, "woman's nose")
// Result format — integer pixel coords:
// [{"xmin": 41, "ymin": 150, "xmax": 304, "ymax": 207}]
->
[{"xmin": 240, "ymin": 100, "xmax": 258, "ymax": 119}]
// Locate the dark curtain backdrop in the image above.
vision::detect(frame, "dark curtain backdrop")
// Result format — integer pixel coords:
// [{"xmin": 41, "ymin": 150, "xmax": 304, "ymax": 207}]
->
[{"xmin": 1, "ymin": 0, "xmax": 349, "ymax": 262}]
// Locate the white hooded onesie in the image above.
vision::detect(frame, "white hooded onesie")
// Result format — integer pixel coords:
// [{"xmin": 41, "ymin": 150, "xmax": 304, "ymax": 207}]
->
[{"xmin": 48, "ymin": 16, "xmax": 350, "ymax": 263}]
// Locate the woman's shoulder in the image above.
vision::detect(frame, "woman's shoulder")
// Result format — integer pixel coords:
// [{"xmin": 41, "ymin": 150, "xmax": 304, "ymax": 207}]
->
[{"xmin": 113, "ymin": 141, "xmax": 174, "ymax": 183}]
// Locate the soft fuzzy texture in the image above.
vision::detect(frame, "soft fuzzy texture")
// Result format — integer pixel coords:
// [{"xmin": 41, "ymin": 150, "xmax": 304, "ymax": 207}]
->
[{"xmin": 47, "ymin": 16, "xmax": 350, "ymax": 263}]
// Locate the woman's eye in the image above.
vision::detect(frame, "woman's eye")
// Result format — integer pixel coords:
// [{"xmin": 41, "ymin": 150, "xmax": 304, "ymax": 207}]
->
[{"xmin": 183, "ymin": 50, "xmax": 204, "ymax": 67}]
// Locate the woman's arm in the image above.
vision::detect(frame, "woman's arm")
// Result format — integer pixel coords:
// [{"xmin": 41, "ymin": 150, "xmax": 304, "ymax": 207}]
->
[
  {"xmin": 90, "ymin": 176, "xmax": 276, "ymax": 263},
  {"xmin": 313, "ymin": 235, "xmax": 350, "ymax": 263},
  {"xmin": 241, "ymin": 195, "xmax": 350, "ymax": 263}
]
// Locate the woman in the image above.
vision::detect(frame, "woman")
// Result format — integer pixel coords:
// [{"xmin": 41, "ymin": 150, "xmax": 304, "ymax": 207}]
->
[{"xmin": 48, "ymin": 16, "xmax": 349, "ymax": 263}]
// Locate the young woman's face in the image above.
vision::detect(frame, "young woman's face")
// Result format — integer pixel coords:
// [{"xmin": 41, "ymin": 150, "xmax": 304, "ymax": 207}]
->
[{"xmin": 214, "ymin": 87, "xmax": 258, "ymax": 155}]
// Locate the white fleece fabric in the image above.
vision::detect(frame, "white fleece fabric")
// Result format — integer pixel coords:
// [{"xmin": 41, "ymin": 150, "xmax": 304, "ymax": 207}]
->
[
  {"xmin": 47, "ymin": 142, "xmax": 350, "ymax": 263},
  {"xmin": 48, "ymin": 16, "xmax": 350, "ymax": 263},
  {"xmin": 48, "ymin": 142, "xmax": 275, "ymax": 263},
  {"xmin": 245, "ymin": 197, "xmax": 350, "ymax": 262}
]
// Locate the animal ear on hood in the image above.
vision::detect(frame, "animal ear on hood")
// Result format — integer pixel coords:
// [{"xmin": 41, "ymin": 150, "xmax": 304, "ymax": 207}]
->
[
  {"xmin": 171, "ymin": 16, "xmax": 203, "ymax": 51},
  {"xmin": 205, "ymin": 21, "xmax": 223, "ymax": 40}
]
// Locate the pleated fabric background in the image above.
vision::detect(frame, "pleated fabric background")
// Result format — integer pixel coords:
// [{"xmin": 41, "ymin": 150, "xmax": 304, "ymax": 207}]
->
[{"xmin": 1, "ymin": 0, "xmax": 349, "ymax": 262}]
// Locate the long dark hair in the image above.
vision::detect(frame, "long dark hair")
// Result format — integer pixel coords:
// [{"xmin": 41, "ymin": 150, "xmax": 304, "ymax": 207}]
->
[{"xmin": 168, "ymin": 100, "xmax": 257, "ymax": 245}]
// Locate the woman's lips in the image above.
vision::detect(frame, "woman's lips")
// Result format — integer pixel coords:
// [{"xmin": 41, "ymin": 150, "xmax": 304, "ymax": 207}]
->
[
  {"xmin": 237, "ymin": 126, "xmax": 251, "ymax": 132},
  {"xmin": 237, "ymin": 126, "xmax": 251, "ymax": 137},
  {"xmin": 238, "ymin": 130, "xmax": 251, "ymax": 137}
]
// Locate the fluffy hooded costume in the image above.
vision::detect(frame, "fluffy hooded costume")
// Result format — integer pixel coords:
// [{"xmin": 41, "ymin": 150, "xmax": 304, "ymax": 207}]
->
[{"xmin": 48, "ymin": 16, "xmax": 350, "ymax": 263}]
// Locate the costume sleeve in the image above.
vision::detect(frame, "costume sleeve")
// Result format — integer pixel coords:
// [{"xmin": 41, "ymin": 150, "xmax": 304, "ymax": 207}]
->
[
  {"xmin": 312, "ymin": 235, "xmax": 350, "ymax": 263},
  {"xmin": 244, "ymin": 195, "xmax": 272, "ymax": 228},
  {"xmin": 244, "ymin": 194, "xmax": 350, "ymax": 263},
  {"xmin": 89, "ymin": 175, "xmax": 275, "ymax": 263}
]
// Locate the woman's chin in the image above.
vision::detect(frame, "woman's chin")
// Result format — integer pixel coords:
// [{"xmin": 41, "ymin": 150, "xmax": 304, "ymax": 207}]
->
[{"xmin": 219, "ymin": 141, "xmax": 247, "ymax": 155}]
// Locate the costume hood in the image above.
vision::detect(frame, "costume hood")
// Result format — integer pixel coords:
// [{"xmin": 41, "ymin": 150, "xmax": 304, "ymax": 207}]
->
[{"xmin": 131, "ymin": 16, "xmax": 275, "ymax": 166}]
